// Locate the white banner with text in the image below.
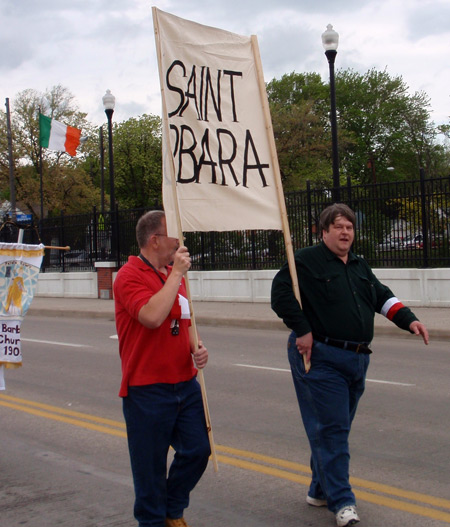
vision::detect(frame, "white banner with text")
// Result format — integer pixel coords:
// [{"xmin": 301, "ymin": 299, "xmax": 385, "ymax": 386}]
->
[{"xmin": 153, "ymin": 8, "xmax": 283, "ymax": 235}]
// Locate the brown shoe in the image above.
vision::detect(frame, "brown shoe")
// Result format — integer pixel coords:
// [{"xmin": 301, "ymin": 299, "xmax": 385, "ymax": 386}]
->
[{"xmin": 165, "ymin": 518, "xmax": 190, "ymax": 527}]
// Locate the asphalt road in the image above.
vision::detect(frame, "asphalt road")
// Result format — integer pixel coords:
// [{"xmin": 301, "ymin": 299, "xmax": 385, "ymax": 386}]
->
[{"xmin": 1, "ymin": 317, "xmax": 449, "ymax": 527}]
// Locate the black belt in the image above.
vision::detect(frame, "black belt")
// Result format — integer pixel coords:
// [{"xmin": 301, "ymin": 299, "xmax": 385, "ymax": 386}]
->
[{"xmin": 313, "ymin": 334, "xmax": 372, "ymax": 354}]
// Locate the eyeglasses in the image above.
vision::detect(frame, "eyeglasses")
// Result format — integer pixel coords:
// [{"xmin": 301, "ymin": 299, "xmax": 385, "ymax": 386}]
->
[{"xmin": 153, "ymin": 233, "xmax": 186, "ymax": 241}]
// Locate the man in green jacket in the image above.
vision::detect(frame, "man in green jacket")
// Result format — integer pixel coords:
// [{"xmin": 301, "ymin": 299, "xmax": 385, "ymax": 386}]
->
[{"xmin": 271, "ymin": 203, "xmax": 428, "ymax": 527}]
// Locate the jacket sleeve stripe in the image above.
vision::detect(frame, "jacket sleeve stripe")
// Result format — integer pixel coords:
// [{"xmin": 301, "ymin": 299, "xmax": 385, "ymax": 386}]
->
[{"xmin": 381, "ymin": 296, "xmax": 406, "ymax": 320}]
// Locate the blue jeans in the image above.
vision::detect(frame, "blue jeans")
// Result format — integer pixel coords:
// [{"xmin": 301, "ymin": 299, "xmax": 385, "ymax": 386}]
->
[
  {"xmin": 123, "ymin": 378, "xmax": 211, "ymax": 527},
  {"xmin": 287, "ymin": 332, "xmax": 370, "ymax": 513}
]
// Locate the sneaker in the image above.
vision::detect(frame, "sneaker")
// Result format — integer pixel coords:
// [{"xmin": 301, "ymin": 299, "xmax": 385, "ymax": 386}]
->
[
  {"xmin": 165, "ymin": 518, "xmax": 190, "ymax": 527},
  {"xmin": 306, "ymin": 495, "xmax": 327, "ymax": 507},
  {"xmin": 335, "ymin": 505, "xmax": 360, "ymax": 527}
]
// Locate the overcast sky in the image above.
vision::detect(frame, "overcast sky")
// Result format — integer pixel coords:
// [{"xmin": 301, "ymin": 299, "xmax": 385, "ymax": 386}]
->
[{"xmin": 1, "ymin": 0, "xmax": 449, "ymax": 130}]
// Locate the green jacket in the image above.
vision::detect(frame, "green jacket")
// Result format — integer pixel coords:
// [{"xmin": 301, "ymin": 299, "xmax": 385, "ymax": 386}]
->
[{"xmin": 271, "ymin": 242, "xmax": 418, "ymax": 342}]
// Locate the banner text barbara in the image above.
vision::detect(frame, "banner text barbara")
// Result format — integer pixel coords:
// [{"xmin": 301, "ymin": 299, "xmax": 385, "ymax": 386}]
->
[{"xmin": 166, "ymin": 60, "xmax": 270, "ymax": 189}]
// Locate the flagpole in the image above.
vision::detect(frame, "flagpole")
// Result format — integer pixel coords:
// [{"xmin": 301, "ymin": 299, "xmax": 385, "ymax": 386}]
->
[
  {"xmin": 152, "ymin": 6, "xmax": 219, "ymax": 472},
  {"xmin": 250, "ymin": 35, "xmax": 310, "ymax": 373}
]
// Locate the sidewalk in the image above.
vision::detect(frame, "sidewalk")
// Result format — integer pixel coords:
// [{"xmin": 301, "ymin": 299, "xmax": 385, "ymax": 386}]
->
[{"xmin": 28, "ymin": 297, "xmax": 449, "ymax": 341}]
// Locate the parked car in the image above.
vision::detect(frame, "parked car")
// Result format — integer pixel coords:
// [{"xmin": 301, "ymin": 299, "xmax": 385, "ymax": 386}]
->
[
  {"xmin": 63, "ymin": 250, "xmax": 91, "ymax": 267},
  {"xmin": 403, "ymin": 234, "xmax": 439, "ymax": 249},
  {"xmin": 403, "ymin": 234, "xmax": 422, "ymax": 249},
  {"xmin": 377, "ymin": 237, "xmax": 404, "ymax": 251}
]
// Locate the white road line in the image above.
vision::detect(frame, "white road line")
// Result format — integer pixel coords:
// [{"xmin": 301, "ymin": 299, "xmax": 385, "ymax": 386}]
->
[
  {"xmin": 234, "ymin": 363, "xmax": 290, "ymax": 373},
  {"xmin": 366, "ymin": 378, "xmax": 415, "ymax": 386},
  {"xmin": 234, "ymin": 363, "xmax": 415, "ymax": 386},
  {"xmin": 21, "ymin": 338, "xmax": 90, "ymax": 348}
]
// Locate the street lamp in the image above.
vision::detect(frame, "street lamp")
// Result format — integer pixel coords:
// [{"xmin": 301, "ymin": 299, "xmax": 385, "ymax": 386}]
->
[
  {"xmin": 102, "ymin": 89, "xmax": 116, "ymax": 259},
  {"xmin": 102, "ymin": 89, "xmax": 115, "ymax": 212},
  {"xmin": 322, "ymin": 24, "xmax": 340, "ymax": 201}
]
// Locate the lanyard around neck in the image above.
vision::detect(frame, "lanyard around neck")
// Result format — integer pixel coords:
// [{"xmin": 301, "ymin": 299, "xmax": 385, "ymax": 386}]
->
[
  {"xmin": 139, "ymin": 253, "xmax": 166, "ymax": 286},
  {"xmin": 139, "ymin": 253, "xmax": 180, "ymax": 336}
]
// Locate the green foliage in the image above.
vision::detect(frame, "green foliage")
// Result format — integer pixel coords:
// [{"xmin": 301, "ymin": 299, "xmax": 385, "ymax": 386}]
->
[
  {"xmin": 351, "ymin": 68, "xmax": 439, "ymax": 182},
  {"xmin": 266, "ymin": 71, "xmax": 327, "ymax": 107},
  {"xmin": 0, "ymin": 86, "xmax": 163, "ymax": 216},
  {"xmin": 0, "ymin": 86, "xmax": 98, "ymax": 217},
  {"xmin": 267, "ymin": 68, "xmax": 449, "ymax": 188},
  {"xmin": 267, "ymin": 73, "xmax": 334, "ymax": 189},
  {"xmin": 113, "ymin": 114, "xmax": 162, "ymax": 208},
  {"xmin": 270, "ymin": 100, "xmax": 331, "ymax": 189}
]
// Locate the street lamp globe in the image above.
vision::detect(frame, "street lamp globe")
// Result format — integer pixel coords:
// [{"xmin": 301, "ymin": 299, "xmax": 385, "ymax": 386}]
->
[
  {"xmin": 321, "ymin": 24, "xmax": 339, "ymax": 51},
  {"xmin": 102, "ymin": 89, "xmax": 116, "ymax": 112}
]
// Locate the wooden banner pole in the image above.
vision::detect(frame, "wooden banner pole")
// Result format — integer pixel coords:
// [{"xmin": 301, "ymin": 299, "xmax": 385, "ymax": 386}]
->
[
  {"xmin": 43, "ymin": 245, "xmax": 70, "ymax": 251},
  {"xmin": 152, "ymin": 7, "xmax": 219, "ymax": 471},
  {"xmin": 251, "ymin": 35, "xmax": 310, "ymax": 372}
]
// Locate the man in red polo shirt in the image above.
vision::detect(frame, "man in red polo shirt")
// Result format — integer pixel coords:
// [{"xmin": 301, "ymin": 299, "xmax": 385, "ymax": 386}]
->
[{"xmin": 114, "ymin": 210, "xmax": 210, "ymax": 527}]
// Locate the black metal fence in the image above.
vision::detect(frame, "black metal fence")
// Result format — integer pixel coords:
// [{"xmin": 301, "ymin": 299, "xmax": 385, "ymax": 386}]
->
[{"xmin": 2, "ymin": 172, "xmax": 449, "ymax": 271}]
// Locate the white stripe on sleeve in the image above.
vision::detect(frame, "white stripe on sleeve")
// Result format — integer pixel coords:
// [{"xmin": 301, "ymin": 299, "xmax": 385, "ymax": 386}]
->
[{"xmin": 380, "ymin": 296, "xmax": 399, "ymax": 317}]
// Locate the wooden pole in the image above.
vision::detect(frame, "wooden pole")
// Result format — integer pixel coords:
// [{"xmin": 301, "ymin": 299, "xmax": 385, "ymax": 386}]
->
[
  {"xmin": 251, "ymin": 35, "xmax": 310, "ymax": 372},
  {"xmin": 152, "ymin": 7, "xmax": 219, "ymax": 472},
  {"xmin": 43, "ymin": 245, "xmax": 70, "ymax": 251}
]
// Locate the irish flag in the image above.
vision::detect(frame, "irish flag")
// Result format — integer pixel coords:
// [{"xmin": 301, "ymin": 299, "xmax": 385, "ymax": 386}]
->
[{"xmin": 39, "ymin": 114, "xmax": 82, "ymax": 157}]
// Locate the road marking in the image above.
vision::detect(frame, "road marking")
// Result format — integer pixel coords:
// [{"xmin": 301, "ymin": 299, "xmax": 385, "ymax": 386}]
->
[
  {"xmin": 234, "ymin": 363, "xmax": 290, "ymax": 373},
  {"xmin": 2, "ymin": 393, "xmax": 449, "ymax": 523},
  {"xmin": 234, "ymin": 363, "xmax": 415, "ymax": 386},
  {"xmin": 21, "ymin": 338, "xmax": 91, "ymax": 348},
  {"xmin": 0, "ymin": 394, "xmax": 126, "ymax": 436},
  {"xmin": 366, "ymin": 378, "xmax": 415, "ymax": 386}
]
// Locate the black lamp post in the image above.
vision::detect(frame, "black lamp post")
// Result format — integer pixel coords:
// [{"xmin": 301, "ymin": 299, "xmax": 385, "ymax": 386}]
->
[
  {"xmin": 322, "ymin": 24, "xmax": 340, "ymax": 202},
  {"xmin": 102, "ymin": 89, "xmax": 115, "ymax": 212},
  {"xmin": 102, "ymin": 89, "xmax": 116, "ymax": 259},
  {"xmin": 99, "ymin": 126, "xmax": 105, "ymax": 215}
]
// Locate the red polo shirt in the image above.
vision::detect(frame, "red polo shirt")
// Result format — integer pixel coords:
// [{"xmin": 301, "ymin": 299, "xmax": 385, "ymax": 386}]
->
[{"xmin": 114, "ymin": 256, "xmax": 196, "ymax": 397}]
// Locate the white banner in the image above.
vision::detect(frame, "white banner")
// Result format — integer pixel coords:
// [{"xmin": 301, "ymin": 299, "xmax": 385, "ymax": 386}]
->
[
  {"xmin": 0, "ymin": 243, "xmax": 44, "ymax": 381},
  {"xmin": 153, "ymin": 8, "xmax": 283, "ymax": 235}
]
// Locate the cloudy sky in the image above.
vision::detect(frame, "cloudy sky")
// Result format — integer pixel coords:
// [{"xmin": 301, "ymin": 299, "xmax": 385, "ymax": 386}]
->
[{"xmin": 1, "ymin": 0, "xmax": 449, "ymax": 130}]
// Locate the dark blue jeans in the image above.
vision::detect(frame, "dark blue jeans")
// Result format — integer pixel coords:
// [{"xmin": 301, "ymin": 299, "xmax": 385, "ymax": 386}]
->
[
  {"xmin": 288, "ymin": 332, "xmax": 370, "ymax": 513},
  {"xmin": 123, "ymin": 378, "xmax": 211, "ymax": 527}
]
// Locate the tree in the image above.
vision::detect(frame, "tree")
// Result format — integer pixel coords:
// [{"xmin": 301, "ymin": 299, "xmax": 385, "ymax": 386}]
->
[
  {"xmin": 112, "ymin": 114, "xmax": 162, "ymax": 208},
  {"xmin": 270, "ymin": 99, "xmax": 332, "ymax": 189},
  {"xmin": 335, "ymin": 68, "xmax": 440, "ymax": 183},
  {"xmin": 266, "ymin": 71, "xmax": 327, "ymax": 107},
  {"xmin": 266, "ymin": 72, "xmax": 342, "ymax": 190},
  {"xmin": 0, "ymin": 86, "xmax": 99, "ymax": 217},
  {"xmin": 266, "ymin": 68, "xmax": 450, "ymax": 189}
]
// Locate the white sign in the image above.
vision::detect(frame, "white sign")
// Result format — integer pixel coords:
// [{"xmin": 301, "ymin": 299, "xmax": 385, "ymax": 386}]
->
[{"xmin": 0, "ymin": 319, "xmax": 21, "ymax": 364}]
